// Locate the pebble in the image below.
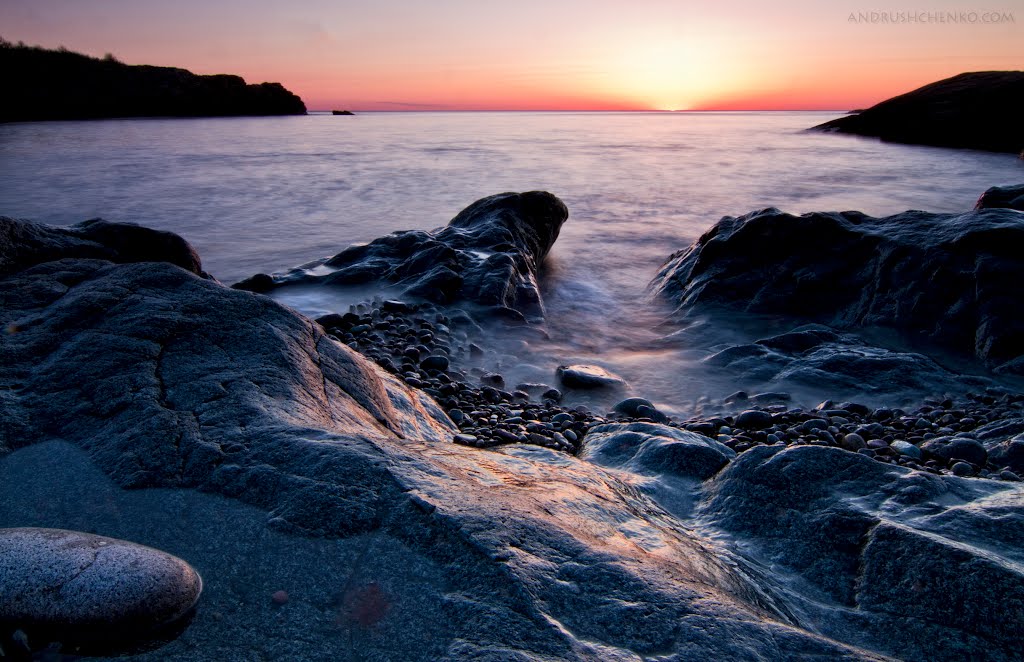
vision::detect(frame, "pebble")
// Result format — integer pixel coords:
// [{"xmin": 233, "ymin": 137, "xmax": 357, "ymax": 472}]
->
[
  {"xmin": 951, "ymin": 461, "xmax": 975, "ymax": 477},
  {"xmin": 735, "ymin": 410, "xmax": 773, "ymax": 430}
]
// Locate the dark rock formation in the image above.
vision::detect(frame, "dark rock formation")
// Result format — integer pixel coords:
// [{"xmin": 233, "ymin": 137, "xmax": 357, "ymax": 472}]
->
[
  {"xmin": 651, "ymin": 205, "xmax": 1024, "ymax": 373},
  {"xmin": 0, "ymin": 217, "xmax": 203, "ymax": 278},
  {"xmin": 0, "ymin": 527, "xmax": 202, "ymax": 653},
  {"xmin": 235, "ymin": 191, "xmax": 568, "ymax": 320},
  {"xmin": 700, "ymin": 324, "xmax": 992, "ymax": 399},
  {"xmin": 812, "ymin": 71, "xmax": 1024, "ymax": 153},
  {"xmin": 584, "ymin": 422, "xmax": 735, "ymax": 480},
  {"xmin": 700, "ymin": 445, "xmax": 1024, "ymax": 661},
  {"xmin": 976, "ymin": 183, "xmax": 1024, "ymax": 211},
  {"xmin": 0, "ymin": 41, "xmax": 306, "ymax": 122}
]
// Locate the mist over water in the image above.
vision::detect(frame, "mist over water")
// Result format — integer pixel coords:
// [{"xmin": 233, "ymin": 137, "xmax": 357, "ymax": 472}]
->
[{"xmin": 2, "ymin": 111, "xmax": 1020, "ymax": 412}]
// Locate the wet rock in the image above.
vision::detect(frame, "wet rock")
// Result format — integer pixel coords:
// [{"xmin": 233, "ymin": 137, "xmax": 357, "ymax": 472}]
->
[
  {"xmin": 701, "ymin": 445, "xmax": 1024, "ymax": 660},
  {"xmin": 613, "ymin": 397, "xmax": 655, "ymax": 417},
  {"xmin": 0, "ymin": 216, "xmax": 203, "ymax": 279},
  {"xmin": 700, "ymin": 324, "xmax": 988, "ymax": 400},
  {"xmin": 651, "ymin": 200, "xmax": 1024, "ymax": 372},
  {"xmin": 0, "ymin": 528, "xmax": 201, "ymax": 649},
  {"xmin": 976, "ymin": 183, "xmax": 1024, "ymax": 212},
  {"xmin": 988, "ymin": 435, "xmax": 1024, "ymax": 474},
  {"xmin": 921, "ymin": 437, "xmax": 987, "ymax": 467},
  {"xmin": 556, "ymin": 364, "xmax": 626, "ymax": 390},
  {"xmin": 234, "ymin": 191, "xmax": 568, "ymax": 319},
  {"xmin": 890, "ymin": 440, "xmax": 922, "ymax": 460},
  {"xmin": 583, "ymin": 422, "xmax": 735, "ymax": 480},
  {"xmin": 812, "ymin": 71, "xmax": 1024, "ymax": 153},
  {"xmin": 734, "ymin": 410, "xmax": 773, "ymax": 430}
]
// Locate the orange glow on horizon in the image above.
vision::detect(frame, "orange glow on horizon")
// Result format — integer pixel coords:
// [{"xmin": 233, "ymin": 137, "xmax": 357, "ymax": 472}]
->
[{"xmin": 3, "ymin": 0, "xmax": 1020, "ymax": 113}]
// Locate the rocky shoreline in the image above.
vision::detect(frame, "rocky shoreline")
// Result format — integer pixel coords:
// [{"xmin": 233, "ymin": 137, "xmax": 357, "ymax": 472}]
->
[
  {"xmin": 3, "ymin": 186, "xmax": 1024, "ymax": 660},
  {"xmin": 315, "ymin": 295, "xmax": 1024, "ymax": 482}
]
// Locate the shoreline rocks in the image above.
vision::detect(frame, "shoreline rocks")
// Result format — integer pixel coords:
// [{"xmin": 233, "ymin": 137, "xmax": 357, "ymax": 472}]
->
[
  {"xmin": 811, "ymin": 71, "xmax": 1024, "ymax": 153},
  {"xmin": 235, "ymin": 191, "xmax": 568, "ymax": 320},
  {"xmin": 4, "ymin": 209, "xmax": 1024, "ymax": 660},
  {"xmin": 650, "ymin": 195, "xmax": 1024, "ymax": 373}
]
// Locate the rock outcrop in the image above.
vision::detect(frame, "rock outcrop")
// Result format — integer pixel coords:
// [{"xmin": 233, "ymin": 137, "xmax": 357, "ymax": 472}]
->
[
  {"xmin": 0, "ymin": 41, "xmax": 306, "ymax": 122},
  {"xmin": 651, "ymin": 204, "xmax": 1024, "ymax": 373},
  {"xmin": 0, "ymin": 216, "xmax": 203, "ymax": 278},
  {"xmin": 700, "ymin": 444, "xmax": 1024, "ymax": 661},
  {"xmin": 976, "ymin": 183, "xmax": 1024, "ymax": 211},
  {"xmin": 235, "ymin": 191, "xmax": 568, "ymax": 320},
  {"xmin": 812, "ymin": 71, "xmax": 1024, "ymax": 153}
]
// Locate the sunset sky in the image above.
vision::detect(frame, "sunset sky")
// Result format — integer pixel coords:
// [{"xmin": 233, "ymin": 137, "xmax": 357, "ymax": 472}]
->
[{"xmin": 2, "ymin": 0, "xmax": 1020, "ymax": 111}]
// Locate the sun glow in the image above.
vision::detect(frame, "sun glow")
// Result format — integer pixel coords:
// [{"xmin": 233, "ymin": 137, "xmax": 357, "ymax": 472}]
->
[{"xmin": 595, "ymin": 36, "xmax": 749, "ymax": 111}]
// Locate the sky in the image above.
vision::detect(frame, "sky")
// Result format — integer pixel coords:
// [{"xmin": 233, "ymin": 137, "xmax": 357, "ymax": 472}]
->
[{"xmin": 2, "ymin": 0, "xmax": 1021, "ymax": 111}]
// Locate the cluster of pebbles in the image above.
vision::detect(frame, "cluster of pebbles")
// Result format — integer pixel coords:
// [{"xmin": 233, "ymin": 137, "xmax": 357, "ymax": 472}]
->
[
  {"xmin": 678, "ymin": 392, "xmax": 1024, "ymax": 481},
  {"xmin": 318, "ymin": 298, "xmax": 1024, "ymax": 480},
  {"xmin": 316, "ymin": 299, "xmax": 600, "ymax": 454}
]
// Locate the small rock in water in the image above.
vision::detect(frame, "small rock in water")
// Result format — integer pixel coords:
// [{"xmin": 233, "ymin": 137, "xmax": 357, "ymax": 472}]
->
[
  {"xmin": 613, "ymin": 397, "xmax": 655, "ymax": 417},
  {"xmin": 556, "ymin": 364, "xmax": 626, "ymax": 390},
  {"xmin": 271, "ymin": 590, "xmax": 289, "ymax": 605}
]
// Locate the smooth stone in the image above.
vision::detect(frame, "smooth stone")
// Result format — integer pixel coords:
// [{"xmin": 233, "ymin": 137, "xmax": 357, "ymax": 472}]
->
[
  {"xmin": 841, "ymin": 433, "xmax": 866, "ymax": 452},
  {"xmin": 613, "ymin": 397, "xmax": 655, "ymax": 417},
  {"xmin": 555, "ymin": 364, "xmax": 626, "ymax": 390},
  {"xmin": 0, "ymin": 528, "xmax": 202, "ymax": 637},
  {"xmin": 735, "ymin": 410, "xmax": 773, "ymax": 430},
  {"xmin": 890, "ymin": 441, "xmax": 922, "ymax": 460},
  {"xmin": 951, "ymin": 461, "xmax": 975, "ymax": 477},
  {"xmin": 419, "ymin": 355, "xmax": 450, "ymax": 372}
]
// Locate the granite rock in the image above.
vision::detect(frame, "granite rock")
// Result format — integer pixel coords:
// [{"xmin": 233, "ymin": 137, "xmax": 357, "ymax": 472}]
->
[
  {"xmin": 0, "ymin": 527, "xmax": 201, "ymax": 647},
  {"xmin": 234, "ymin": 191, "xmax": 567, "ymax": 320},
  {"xmin": 651, "ymin": 204, "xmax": 1024, "ymax": 372}
]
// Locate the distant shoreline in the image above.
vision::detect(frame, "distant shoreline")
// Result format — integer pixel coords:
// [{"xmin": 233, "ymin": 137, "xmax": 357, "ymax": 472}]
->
[{"xmin": 0, "ymin": 40, "xmax": 306, "ymax": 123}]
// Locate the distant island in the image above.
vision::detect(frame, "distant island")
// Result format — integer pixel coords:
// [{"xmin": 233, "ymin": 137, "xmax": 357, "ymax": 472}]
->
[
  {"xmin": 813, "ymin": 71, "xmax": 1024, "ymax": 154},
  {"xmin": 0, "ymin": 39, "xmax": 307, "ymax": 122}
]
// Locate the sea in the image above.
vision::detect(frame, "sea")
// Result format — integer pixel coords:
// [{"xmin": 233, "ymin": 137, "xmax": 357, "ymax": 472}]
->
[{"xmin": 2, "ymin": 111, "xmax": 1021, "ymax": 411}]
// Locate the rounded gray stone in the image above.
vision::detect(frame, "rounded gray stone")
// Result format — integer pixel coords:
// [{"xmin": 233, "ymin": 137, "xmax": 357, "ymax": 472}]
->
[
  {"xmin": 0, "ymin": 528, "xmax": 202, "ymax": 632},
  {"xmin": 735, "ymin": 410, "xmax": 773, "ymax": 430},
  {"xmin": 555, "ymin": 364, "xmax": 626, "ymax": 390}
]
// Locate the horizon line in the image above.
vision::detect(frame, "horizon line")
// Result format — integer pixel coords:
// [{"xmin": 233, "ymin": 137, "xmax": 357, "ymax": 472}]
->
[{"xmin": 310, "ymin": 108, "xmax": 855, "ymax": 114}]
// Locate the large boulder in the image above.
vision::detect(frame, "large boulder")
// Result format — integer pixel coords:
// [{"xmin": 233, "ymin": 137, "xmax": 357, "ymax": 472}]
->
[
  {"xmin": 234, "ymin": 191, "xmax": 567, "ymax": 320},
  {"xmin": 700, "ymin": 445, "xmax": 1024, "ymax": 661},
  {"xmin": 0, "ymin": 527, "xmax": 202, "ymax": 653},
  {"xmin": 651, "ymin": 205, "xmax": 1024, "ymax": 372},
  {"xmin": 812, "ymin": 71, "xmax": 1024, "ymax": 153},
  {"xmin": 0, "ymin": 216, "xmax": 203, "ymax": 279}
]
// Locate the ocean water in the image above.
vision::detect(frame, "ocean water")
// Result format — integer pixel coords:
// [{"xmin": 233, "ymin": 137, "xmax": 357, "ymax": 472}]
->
[{"xmin": 2, "ymin": 111, "xmax": 1021, "ymax": 410}]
